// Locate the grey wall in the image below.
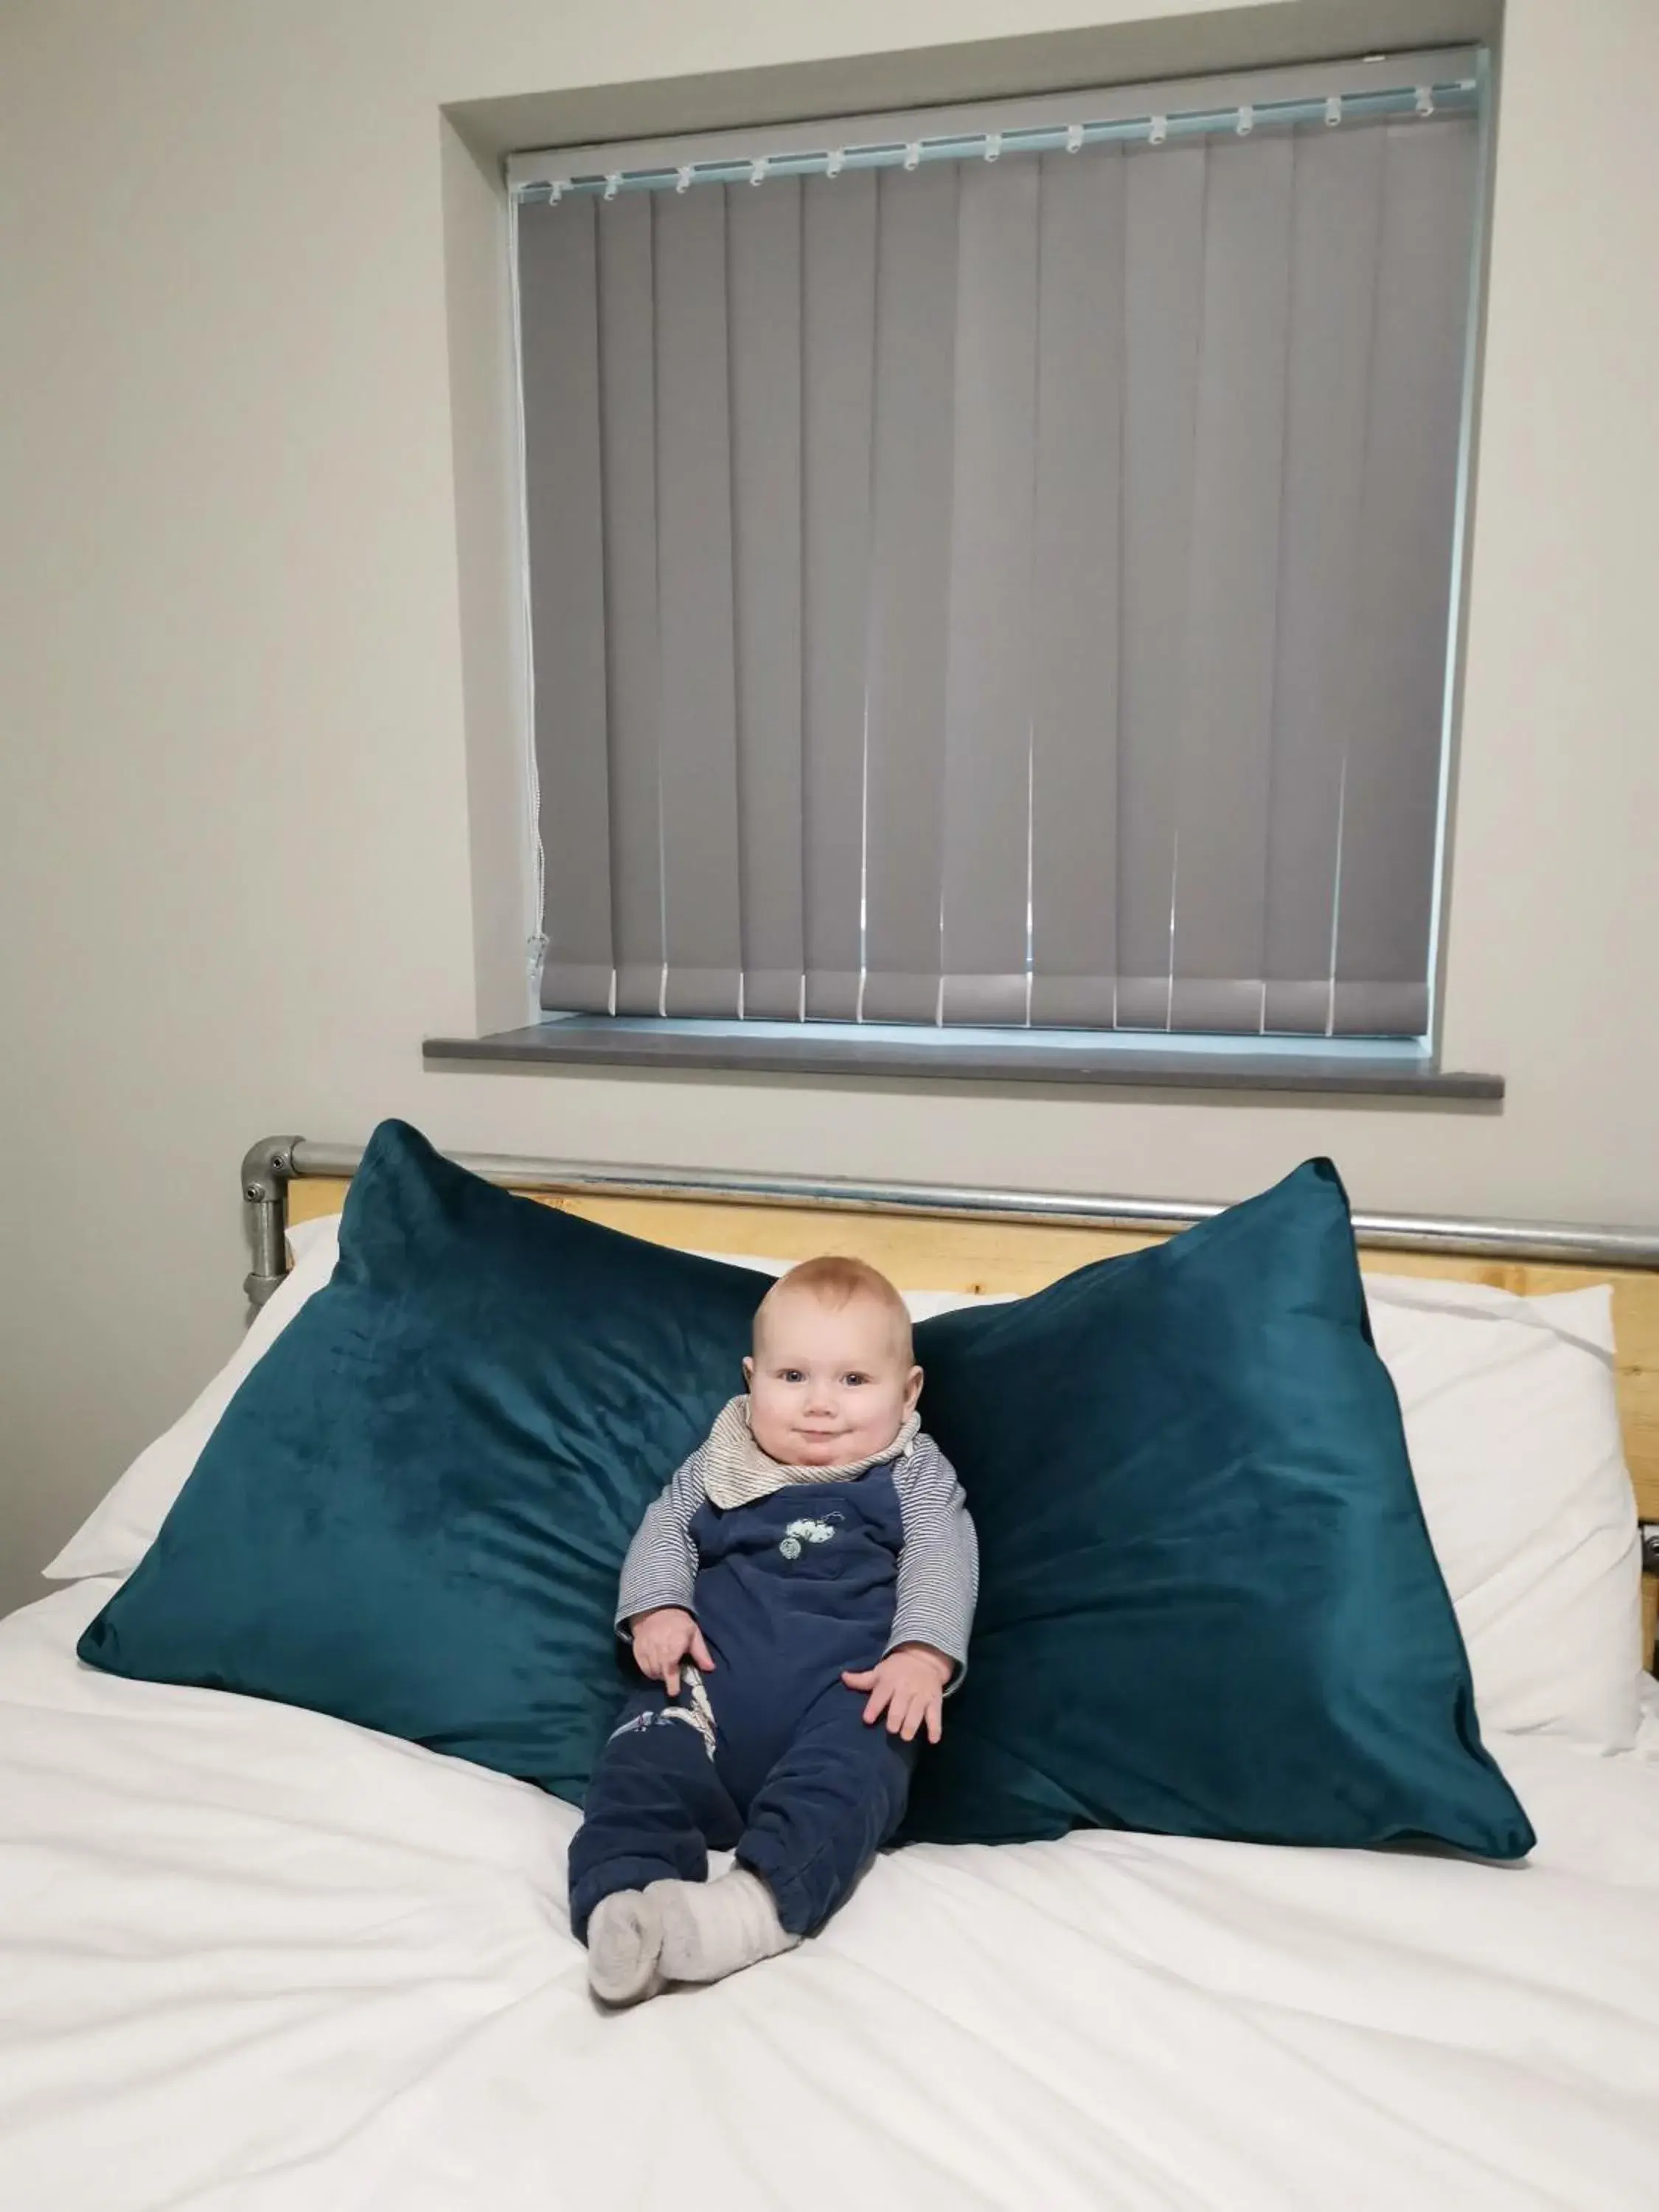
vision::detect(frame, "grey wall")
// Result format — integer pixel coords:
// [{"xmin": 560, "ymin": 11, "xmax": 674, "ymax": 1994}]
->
[{"xmin": 4, "ymin": 0, "xmax": 1658, "ymax": 1617}]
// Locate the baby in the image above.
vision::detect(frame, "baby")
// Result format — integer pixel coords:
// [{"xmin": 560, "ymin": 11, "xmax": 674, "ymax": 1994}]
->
[{"xmin": 568, "ymin": 1254, "xmax": 976, "ymax": 2005}]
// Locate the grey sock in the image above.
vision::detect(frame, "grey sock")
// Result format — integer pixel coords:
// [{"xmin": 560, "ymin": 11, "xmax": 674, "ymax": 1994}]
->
[
  {"xmin": 647, "ymin": 1868, "xmax": 801, "ymax": 1986},
  {"xmin": 586, "ymin": 1888, "xmax": 664, "ymax": 2006}
]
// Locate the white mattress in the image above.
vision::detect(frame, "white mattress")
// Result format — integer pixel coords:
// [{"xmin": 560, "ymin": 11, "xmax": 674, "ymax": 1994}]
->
[{"xmin": 4, "ymin": 1579, "xmax": 1659, "ymax": 2212}]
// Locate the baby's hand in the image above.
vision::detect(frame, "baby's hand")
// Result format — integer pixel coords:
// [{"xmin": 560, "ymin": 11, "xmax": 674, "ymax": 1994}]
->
[
  {"xmin": 629, "ymin": 1607, "xmax": 715, "ymax": 1698},
  {"xmin": 842, "ymin": 1644, "xmax": 953, "ymax": 1745}
]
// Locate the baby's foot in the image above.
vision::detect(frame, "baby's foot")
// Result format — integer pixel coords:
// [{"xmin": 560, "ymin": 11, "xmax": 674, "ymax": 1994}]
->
[
  {"xmin": 648, "ymin": 1868, "xmax": 801, "ymax": 1986},
  {"xmin": 586, "ymin": 1888, "xmax": 664, "ymax": 2006}
]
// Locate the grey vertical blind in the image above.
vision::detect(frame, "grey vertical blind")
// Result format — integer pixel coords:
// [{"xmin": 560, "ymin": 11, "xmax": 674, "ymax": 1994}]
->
[{"xmin": 516, "ymin": 61, "xmax": 1480, "ymax": 1037}]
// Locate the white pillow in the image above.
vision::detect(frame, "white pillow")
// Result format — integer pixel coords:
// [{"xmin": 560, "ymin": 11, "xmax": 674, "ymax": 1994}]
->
[
  {"xmin": 1362, "ymin": 1271, "xmax": 1642, "ymax": 1750},
  {"xmin": 44, "ymin": 1216, "xmax": 344, "ymax": 1584}
]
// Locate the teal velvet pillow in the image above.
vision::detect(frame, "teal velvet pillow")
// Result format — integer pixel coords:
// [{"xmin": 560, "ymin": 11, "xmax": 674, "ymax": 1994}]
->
[
  {"xmin": 905, "ymin": 1159, "xmax": 1534, "ymax": 1859},
  {"xmin": 78, "ymin": 1120, "xmax": 769, "ymax": 1804}
]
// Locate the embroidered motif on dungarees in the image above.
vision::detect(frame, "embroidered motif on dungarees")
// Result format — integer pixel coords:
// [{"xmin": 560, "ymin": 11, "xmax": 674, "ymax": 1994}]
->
[
  {"xmin": 605, "ymin": 1664, "xmax": 717, "ymax": 1761},
  {"xmin": 778, "ymin": 1512, "xmax": 843, "ymax": 1562}
]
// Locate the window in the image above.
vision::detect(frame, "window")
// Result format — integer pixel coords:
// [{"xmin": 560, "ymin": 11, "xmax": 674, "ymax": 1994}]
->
[{"xmin": 507, "ymin": 48, "xmax": 1484, "ymax": 1051}]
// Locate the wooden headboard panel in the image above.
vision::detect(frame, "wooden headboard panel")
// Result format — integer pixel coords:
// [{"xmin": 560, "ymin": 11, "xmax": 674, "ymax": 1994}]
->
[{"xmin": 286, "ymin": 1172, "xmax": 1659, "ymax": 1662}]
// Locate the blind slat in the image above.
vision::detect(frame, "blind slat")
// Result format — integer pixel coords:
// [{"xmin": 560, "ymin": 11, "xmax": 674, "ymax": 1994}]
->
[
  {"xmin": 653, "ymin": 187, "xmax": 743, "ymax": 1017},
  {"xmin": 801, "ymin": 173, "xmax": 877, "ymax": 1022},
  {"xmin": 728, "ymin": 178, "xmax": 805, "ymax": 1020},
  {"xmin": 1332, "ymin": 118, "xmax": 1476, "ymax": 1038},
  {"xmin": 1115, "ymin": 144, "xmax": 1208, "ymax": 1030},
  {"xmin": 861, "ymin": 164, "xmax": 960, "ymax": 1025},
  {"xmin": 594, "ymin": 196, "xmax": 662, "ymax": 1015},
  {"xmin": 938, "ymin": 159, "xmax": 1041, "ymax": 1026},
  {"xmin": 1262, "ymin": 124, "xmax": 1388, "ymax": 1035},
  {"xmin": 521, "ymin": 198, "xmax": 613, "ymax": 1015},
  {"xmin": 1029, "ymin": 147, "xmax": 1124, "ymax": 1030},
  {"xmin": 1167, "ymin": 135, "xmax": 1295, "ymax": 1035}
]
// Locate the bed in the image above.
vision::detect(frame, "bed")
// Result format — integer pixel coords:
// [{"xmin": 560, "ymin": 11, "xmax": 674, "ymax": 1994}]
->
[{"xmin": 4, "ymin": 1137, "xmax": 1658, "ymax": 2211}]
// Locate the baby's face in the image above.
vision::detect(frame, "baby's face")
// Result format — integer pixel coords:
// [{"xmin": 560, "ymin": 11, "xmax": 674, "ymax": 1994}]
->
[{"xmin": 744, "ymin": 1288, "xmax": 922, "ymax": 1467}]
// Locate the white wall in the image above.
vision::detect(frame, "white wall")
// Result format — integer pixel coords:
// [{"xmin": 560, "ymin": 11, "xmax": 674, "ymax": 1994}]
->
[{"xmin": 3, "ymin": 0, "xmax": 1657, "ymax": 1615}]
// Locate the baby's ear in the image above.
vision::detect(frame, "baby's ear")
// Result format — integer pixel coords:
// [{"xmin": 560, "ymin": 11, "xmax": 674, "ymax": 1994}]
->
[
  {"xmin": 742, "ymin": 1354, "xmax": 754, "ymax": 1388},
  {"xmin": 905, "ymin": 1363, "xmax": 923, "ymax": 1412}
]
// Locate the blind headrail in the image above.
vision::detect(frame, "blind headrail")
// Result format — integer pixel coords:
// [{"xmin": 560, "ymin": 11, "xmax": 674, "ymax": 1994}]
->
[{"xmin": 507, "ymin": 51, "xmax": 1481, "ymax": 202}]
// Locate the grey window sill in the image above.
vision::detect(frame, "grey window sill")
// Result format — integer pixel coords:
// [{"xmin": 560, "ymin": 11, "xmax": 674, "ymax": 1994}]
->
[{"xmin": 423, "ymin": 1017, "xmax": 1503, "ymax": 1100}]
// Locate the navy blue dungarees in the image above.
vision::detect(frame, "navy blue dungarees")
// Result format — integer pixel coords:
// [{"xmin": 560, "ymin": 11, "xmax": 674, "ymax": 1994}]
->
[{"xmin": 567, "ymin": 1464, "xmax": 914, "ymax": 1941}]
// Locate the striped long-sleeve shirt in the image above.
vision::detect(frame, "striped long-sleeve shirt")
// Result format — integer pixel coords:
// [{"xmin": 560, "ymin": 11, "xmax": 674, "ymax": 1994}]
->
[{"xmin": 616, "ymin": 1404, "xmax": 978, "ymax": 1681}]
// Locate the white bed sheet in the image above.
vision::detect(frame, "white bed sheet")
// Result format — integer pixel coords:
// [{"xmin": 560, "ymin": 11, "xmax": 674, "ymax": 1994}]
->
[{"xmin": 3, "ymin": 1580, "xmax": 1658, "ymax": 2212}]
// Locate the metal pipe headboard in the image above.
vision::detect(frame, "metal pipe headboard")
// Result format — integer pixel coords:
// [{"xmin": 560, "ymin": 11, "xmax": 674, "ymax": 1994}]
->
[{"xmin": 241, "ymin": 1134, "xmax": 1659, "ymax": 1313}]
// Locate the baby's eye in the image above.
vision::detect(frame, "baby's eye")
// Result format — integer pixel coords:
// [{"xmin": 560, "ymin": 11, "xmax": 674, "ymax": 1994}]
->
[
  {"xmin": 779, "ymin": 1368, "xmax": 805, "ymax": 1384},
  {"xmin": 843, "ymin": 1372, "xmax": 869, "ymax": 1388}
]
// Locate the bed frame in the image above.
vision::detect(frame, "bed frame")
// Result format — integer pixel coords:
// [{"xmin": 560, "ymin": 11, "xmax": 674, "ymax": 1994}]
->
[{"xmin": 242, "ymin": 1136, "xmax": 1659, "ymax": 1665}]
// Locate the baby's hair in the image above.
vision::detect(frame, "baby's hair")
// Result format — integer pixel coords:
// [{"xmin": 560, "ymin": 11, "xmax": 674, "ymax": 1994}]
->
[{"xmin": 755, "ymin": 1254, "xmax": 914, "ymax": 1362}]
